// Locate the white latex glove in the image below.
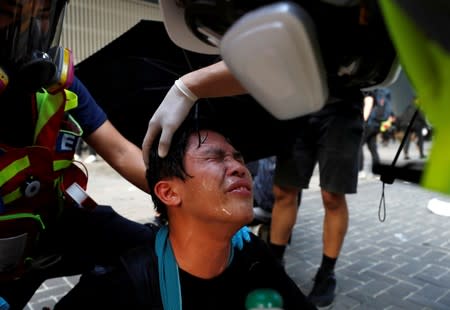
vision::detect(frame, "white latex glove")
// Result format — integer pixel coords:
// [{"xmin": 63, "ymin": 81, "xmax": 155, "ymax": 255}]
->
[{"xmin": 142, "ymin": 79, "xmax": 197, "ymax": 165}]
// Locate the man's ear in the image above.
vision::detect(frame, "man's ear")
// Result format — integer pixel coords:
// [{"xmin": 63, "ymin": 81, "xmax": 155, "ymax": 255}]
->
[{"xmin": 154, "ymin": 180, "xmax": 181, "ymax": 207}]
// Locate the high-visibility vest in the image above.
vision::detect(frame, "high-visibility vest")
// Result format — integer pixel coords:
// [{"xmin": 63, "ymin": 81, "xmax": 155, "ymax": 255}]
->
[{"xmin": 0, "ymin": 89, "xmax": 88, "ymax": 280}]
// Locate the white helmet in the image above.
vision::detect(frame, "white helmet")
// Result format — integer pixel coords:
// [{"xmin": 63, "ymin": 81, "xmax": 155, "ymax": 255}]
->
[{"xmin": 159, "ymin": 0, "xmax": 220, "ymax": 54}]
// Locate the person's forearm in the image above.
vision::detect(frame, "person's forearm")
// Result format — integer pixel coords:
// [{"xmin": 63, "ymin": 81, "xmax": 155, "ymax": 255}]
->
[
  {"xmin": 86, "ymin": 121, "xmax": 150, "ymax": 194},
  {"xmin": 109, "ymin": 145, "xmax": 150, "ymax": 194},
  {"xmin": 95, "ymin": 145, "xmax": 149, "ymax": 194},
  {"xmin": 181, "ymin": 61, "xmax": 247, "ymax": 98}
]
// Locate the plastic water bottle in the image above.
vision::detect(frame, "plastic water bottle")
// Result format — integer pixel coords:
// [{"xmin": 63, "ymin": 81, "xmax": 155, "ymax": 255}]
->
[
  {"xmin": 0, "ymin": 297, "xmax": 10, "ymax": 310},
  {"xmin": 245, "ymin": 288, "xmax": 284, "ymax": 309}
]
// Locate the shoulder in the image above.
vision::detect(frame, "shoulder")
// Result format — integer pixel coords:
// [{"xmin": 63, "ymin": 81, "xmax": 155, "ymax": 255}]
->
[
  {"xmin": 57, "ymin": 224, "xmax": 161, "ymax": 309},
  {"xmin": 229, "ymin": 234, "xmax": 285, "ymax": 285},
  {"xmin": 121, "ymin": 223, "xmax": 159, "ymax": 265},
  {"xmin": 68, "ymin": 76, "xmax": 97, "ymax": 108},
  {"xmin": 237, "ymin": 234, "xmax": 279, "ymax": 267},
  {"xmin": 120, "ymin": 223, "xmax": 162, "ymax": 308},
  {"xmin": 67, "ymin": 76, "xmax": 108, "ymax": 136},
  {"xmin": 235, "ymin": 236, "xmax": 313, "ymax": 309},
  {"xmin": 68, "ymin": 76, "xmax": 94, "ymax": 104},
  {"xmin": 68, "ymin": 76, "xmax": 86, "ymax": 94},
  {"xmin": 55, "ymin": 259, "xmax": 138, "ymax": 309}
]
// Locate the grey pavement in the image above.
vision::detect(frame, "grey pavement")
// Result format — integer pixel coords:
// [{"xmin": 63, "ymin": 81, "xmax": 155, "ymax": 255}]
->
[{"xmin": 26, "ymin": 140, "xmax": 450, "ymax": 310}]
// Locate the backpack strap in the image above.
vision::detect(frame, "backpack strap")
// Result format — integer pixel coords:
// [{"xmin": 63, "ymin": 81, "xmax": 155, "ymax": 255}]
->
[{"xmin": 120, "ymin": 223, "xmax": 162, "ymax": 309}]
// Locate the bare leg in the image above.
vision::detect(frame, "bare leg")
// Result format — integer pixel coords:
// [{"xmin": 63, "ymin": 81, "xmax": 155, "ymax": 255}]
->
[
  {"xmin": 321, "ymin": 190, "xmax": 348, "ymax": 258},
  {"xmin": 270, "ymin": 184, "xmax": 300, "ymax": 245}
]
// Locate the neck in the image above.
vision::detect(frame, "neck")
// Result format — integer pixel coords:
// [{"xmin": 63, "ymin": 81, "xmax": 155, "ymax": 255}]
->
[{"xmin": 168, "ymin": 222, "xmax": 233, "ymax": 279}]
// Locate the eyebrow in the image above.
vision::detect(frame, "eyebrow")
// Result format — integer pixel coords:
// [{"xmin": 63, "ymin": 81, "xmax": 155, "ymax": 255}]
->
[{"xmin": 200, "ymin": 147, "xmax": 244, "ymax": 160}]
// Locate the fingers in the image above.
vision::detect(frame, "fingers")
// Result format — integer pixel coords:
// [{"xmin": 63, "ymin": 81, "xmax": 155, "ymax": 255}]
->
[
  {"xmin": 141, "ymin": 121, "xmax": 175, "ymax": 165},
  {"xmin": 142, "ymin": 122, "xmax": 162, "ymax": 166},
  {"xmin": 242, "ymin": 226, "xmax": 251, "ymax": 242},
  {"xmin": 232, "ymin": 233, "xmax": 244, "ymax": 250},
  {"xmin": 232, "ymin": 226, "xmax": 252, "ymax": 250},
  {"xmin": 157, "ymin": 126, "xmax": 176, "ymax": 158},
  {"xmin": 142, "ymin": 81, "xmax": 197, "ymax": 163}
]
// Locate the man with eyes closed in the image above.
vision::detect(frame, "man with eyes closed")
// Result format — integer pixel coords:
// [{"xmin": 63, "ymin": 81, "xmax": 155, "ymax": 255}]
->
[{"xmin": 55, "ymin": 117, "xmax": 316, "ymax": 310}]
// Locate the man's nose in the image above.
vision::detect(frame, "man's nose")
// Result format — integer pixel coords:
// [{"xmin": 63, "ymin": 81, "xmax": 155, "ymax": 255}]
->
[{"xmin": 228, "ymin": 160, "xmax": 248, "ymax": 177}]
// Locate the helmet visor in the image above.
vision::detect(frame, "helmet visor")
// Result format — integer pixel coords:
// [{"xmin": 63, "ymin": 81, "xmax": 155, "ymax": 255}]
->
[{"xmin": 0, "ymin": 0, "xmax": 67, "ymax": 66}]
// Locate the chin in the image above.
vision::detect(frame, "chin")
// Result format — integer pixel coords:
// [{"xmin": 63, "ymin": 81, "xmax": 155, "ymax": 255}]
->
[{"xmin": 223, "ymin": 199, "xmax": 254, "ymax": 221}]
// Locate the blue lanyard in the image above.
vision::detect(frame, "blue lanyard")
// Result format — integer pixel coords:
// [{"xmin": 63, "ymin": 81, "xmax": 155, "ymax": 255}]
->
[{"xmin": 155, "ymin": 226, "xmax": 182, "ymax": 310}]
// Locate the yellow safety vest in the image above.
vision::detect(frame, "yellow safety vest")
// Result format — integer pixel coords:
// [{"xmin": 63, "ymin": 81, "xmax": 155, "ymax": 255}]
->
[{"xmin": 0, "ymin": 89, "xmax": 87, "ymax": 281}]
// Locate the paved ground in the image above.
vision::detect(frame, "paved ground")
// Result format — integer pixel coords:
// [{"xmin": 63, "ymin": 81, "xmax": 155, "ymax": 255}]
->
[{"xmin": 25, "ymin": 139, "xmax": 450, "ymax": 310}]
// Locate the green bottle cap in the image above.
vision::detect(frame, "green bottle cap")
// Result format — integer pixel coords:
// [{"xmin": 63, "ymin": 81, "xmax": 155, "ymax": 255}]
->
[{"xmin": 245, "ymin": 288, "xmax": 284, "ymax": 309}]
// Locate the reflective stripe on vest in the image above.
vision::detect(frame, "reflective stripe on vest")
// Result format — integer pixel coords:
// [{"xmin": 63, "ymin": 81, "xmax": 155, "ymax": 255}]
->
[
  {"xmin": 0, "ymin": 90, "xmax": 79, "ymax": 205},
  {"xmin": 0, "ymin": 156, "xmax": 30, "ymax": 204},
  {"xmin": 54, "ymin": 159, "xmax": 72, "ymax": 171},
  {"xmin": 0, "ymin": 157, "xmax": 30, "ymax": 188}
]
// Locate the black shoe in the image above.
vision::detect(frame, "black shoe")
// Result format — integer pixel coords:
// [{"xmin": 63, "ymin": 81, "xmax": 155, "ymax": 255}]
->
[{"xmin": 307, "ymin": 269, "xmax": 336, "ymax": 308}]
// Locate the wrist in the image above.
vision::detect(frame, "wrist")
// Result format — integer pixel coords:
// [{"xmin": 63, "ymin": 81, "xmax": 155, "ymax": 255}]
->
[{"xmin": 175, "ymin": 79, "xmax": 198, "ymax": 102}]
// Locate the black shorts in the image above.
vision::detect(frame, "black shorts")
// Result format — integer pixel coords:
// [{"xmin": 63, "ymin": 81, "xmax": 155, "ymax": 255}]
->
[{"xmin": 274, "ymin": 110, "xmax": 363, "ymax": 194}]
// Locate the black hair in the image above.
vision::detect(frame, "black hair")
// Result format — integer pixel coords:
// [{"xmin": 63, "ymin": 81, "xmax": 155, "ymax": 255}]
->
[{"xmin": 145, "ymin": 116, "xmax": 229, "ymax": 225}]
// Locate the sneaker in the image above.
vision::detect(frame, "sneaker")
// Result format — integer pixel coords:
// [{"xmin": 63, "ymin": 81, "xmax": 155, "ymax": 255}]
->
[
  {"xmin": 84, "ymin": 154, "xmax": 97, "ymax": 164},
  {"xmin": 307, "ymin": 269, "xmax": 336, "ymax": 308}
]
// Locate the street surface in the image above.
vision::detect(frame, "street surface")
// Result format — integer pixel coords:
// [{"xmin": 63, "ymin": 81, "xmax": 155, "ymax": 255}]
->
[{"xmin": 26, "ymin": 140, "xmax": 450, "ymax": 310}]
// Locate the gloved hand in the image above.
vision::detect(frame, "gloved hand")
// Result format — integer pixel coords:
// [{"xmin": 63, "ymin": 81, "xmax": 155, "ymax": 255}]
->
[
  {"xmin": 232, "ymin": 226, "xmax": 252, "ymax": 250},
  {"xmin": 142, "ymin": 79, "xmax": 197, "ymax": 165}
]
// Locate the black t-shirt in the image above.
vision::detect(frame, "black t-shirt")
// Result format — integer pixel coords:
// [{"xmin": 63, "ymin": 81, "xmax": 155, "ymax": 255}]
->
[
  {"xmin": 180, "ymin": 234, "xmax": 313, "ymax": 310},
  {"xmin": 55, "ymin": 225, "xmax": 316, "ymax": 310}
]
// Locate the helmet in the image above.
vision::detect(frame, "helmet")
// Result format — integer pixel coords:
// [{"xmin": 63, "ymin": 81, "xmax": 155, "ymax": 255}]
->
[
  {"xmin": 0, "ymin": 0, "xmax": 73, "ymax": 95},
  {"xmin": 159, "ymin": 0, "xmax": 221, "ymax": 54},
  {"xmin": 160, "ymin": 0, "xmax": 272, "ymax": 54}
]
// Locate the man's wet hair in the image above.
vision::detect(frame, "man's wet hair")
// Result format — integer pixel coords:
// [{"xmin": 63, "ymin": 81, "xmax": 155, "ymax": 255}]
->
[{"xmin": 145, "ymin": 116, "xmax": 231, "ymax": 224}]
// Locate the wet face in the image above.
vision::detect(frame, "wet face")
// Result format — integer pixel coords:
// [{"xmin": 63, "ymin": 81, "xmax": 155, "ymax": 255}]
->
[{"xmin": 180, "ymin": 130, "xmax": 254, "ymax": 225}]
